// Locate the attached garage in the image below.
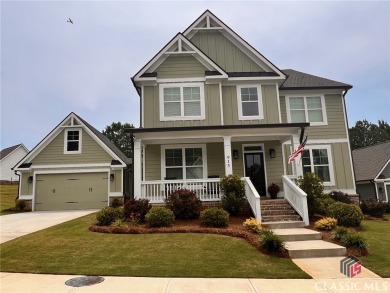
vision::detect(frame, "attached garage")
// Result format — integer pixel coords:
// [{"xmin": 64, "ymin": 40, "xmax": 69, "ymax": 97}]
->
[{"xmin": 35, "ymin": 172, "xmax": 109, "ymax": 211}]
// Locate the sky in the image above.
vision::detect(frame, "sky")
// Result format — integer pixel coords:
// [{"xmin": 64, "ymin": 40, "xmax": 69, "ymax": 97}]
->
[{"xmin": 1, "ymin": 0, "xmax": 389, "ymax": 151}]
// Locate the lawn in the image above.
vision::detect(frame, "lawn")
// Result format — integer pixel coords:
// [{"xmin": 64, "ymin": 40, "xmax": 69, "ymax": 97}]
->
[
  {"xmin": 0, "ymin": 213, "xmax": 310, "ymax": 278},
  {"xmin": 358, "ymin": 214, "xmax": 390, "ymax": 277},
  {"xmin": 0, "ymin": 184, "xmax": 18, "ymax": 215}
]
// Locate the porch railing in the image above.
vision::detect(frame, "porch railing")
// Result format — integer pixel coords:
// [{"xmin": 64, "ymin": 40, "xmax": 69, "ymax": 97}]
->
[
  {"xmin": 282, "ymin": 175, "xmax": 309, "ymax": 226},
  {"xmin": 242, "ymin": 177, "xmax": 262, "ymax": 222},
  {"xmin": 140, "ymin": 178, "xmax": 221, "ymax": 203}
]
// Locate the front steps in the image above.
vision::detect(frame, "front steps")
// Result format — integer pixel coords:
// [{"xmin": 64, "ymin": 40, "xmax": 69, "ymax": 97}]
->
[{"xmin": 261, "ymin": 199, "xmax": 301, "ymax": 222}]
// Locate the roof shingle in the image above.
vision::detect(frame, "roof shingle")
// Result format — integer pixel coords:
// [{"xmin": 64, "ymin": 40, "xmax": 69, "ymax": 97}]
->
[{"xmin": 1, "ymin": 144, "xmax": 22, "ymax": 160}]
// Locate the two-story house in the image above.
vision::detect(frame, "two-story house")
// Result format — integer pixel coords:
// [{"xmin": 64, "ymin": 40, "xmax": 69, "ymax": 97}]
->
[{"xmin": 129, "ymin": 10, "xmax": 356, "ymax": 224}]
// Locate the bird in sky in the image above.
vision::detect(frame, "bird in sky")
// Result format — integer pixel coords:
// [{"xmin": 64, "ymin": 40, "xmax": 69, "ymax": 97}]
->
[{"xmin": 67, "ymin": 18, "xmax": 73, "ymax": 24}]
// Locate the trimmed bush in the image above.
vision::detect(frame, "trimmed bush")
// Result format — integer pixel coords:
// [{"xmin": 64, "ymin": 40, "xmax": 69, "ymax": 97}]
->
[
  {"xmin": 165, "ymin": 189, "xmax": 202, "ymax": 219},
  {"xmin": 124, "ymin": 198, "xmax": 151, "ymax": 222},
  {"xmin": 200, "ymin": 208, "xmax": 229, "ymax": 227},
  {"xmin": 330, "ymin": 226, "xmax": 349, "ymax": 241},
  {"xmin": 111, "ymin": 197, "xmax": 123, "ymax": 208},
  {"xmin": 360, "ymin": 199, "xmax": 386, "ymax": 217},
  {"xmin": 220, "ymin": 175, "xmax": 246, "ymax": 216},
  {"xmin": 314, "ymin": 217, "xmax": 337, "ymax": 230},
  {"xmin": 295, "ymin": 173, "xmax": 324, "ymax": 216},
  {"xmin": 96, "ymin": 207, "xmax": 124, "ymax": 226},
  {"xmin": 328, "ymin": 191, "xmax": 352, "ymax": 204},
  {"xmin": 112, "ymin": 218, "xmax": 127, "ymax": 228},
  {"xmin": 145, "ymin": 206, "xmax": 175, "ymax": 228},
  {"xmin": 340, "ymin": 232, "xmax": 368, "ymax": 250},
  {"xmin": 243, "ymin": 218, "xmax": 262, "ymax": 233},
  {"xmin": 327, "ymin": 202, "xmax": 363, "ymax": 227},
  {"xmin": 313, "ymin": 195, "xmax": 335, "ymax": 215},
  {"xmin": 15, "ymin": 199, "xmax": 27, "ymax": 211},
  {"xmin": 259, "ymin": 229, "xmax": 285, "ymax": 253}
]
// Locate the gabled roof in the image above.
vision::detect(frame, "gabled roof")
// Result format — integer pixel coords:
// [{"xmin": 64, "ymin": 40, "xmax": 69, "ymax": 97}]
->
[
  {"xmin": 0, "ymin": 144, "xmax": 28, "ymax": 161},
  {"xmin": 281, "ymin": 69, "xmax": 352, "ymax": 90},
  {"xmin": 352, "ymin": 141, "xmax": 390, "ymax": 182},
  {"xmin": 14, "ymin": 113, "xmax": 131, "ymax": 170}
]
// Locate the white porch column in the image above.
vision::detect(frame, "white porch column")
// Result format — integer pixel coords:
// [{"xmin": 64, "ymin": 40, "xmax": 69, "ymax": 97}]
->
[
  {"xmin": 223, "ymin": 136, "xmax": 233, "ymax": 175},
  {"xmin": 133, "ymin": 138, "xmax": 142, "ymax": 199},
  {"xmin": 291, "ymin": 134, "xmax": 304, "ymax": 177}
]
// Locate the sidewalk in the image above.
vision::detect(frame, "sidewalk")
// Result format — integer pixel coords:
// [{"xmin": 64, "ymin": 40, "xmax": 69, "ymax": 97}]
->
[{"xmin": 1, "ymin": 273, "xmax": 389, "ymax": 293}]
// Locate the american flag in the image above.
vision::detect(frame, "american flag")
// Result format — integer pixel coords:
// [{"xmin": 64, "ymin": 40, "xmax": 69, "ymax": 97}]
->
[{"xmin": 288, "ymin": 137, "xmax": 307, "ymax": 164}]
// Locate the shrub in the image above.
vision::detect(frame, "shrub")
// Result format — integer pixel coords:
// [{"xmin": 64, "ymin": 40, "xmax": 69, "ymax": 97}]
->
[
  {"xmin": 295, "ymin": 173, "xmax": 324, "ymax": 215},
  {"xmin": 259, "ymin": 229, "xmax": 285, "ymax": 253},
  {"xmin": 221, "ymin": 192, "xmax": 247, "ymax": 216},
  {"xmin": 328, "ymin": 191, "xmax": 352, "ymax": 204},
  {"xmin": 314, "ymin": 217, "xmax": 337, "ymax": 230},
  {"xmin": 112, "ymin": 218, "xmax": 127, "ymax": 228},
  {"xmin": 200, "ymin": 208, "xmax": 229, "ymax": 227},
  {"xmin": 360, "ymin": 199, "xmax": 386, "ymax": 217},
  {"xmin": 15, "ymin": 199, "xmax": 27, "ymax": 211},
  {"xmin": 327, "ymin": 202, "xmax": 364, "ymax": 227},
  {"xmin": 385, "ymin": 202, "xmax": 390, "ymax": 214},
  {"xmin": 96, "ymin": 207, "xmax": 124, "ymax": 226},
  {"xmin": 313, "ymin": 195, "xmax": 335, "ymax": 215},
  {"xmin": 145, "ymin": 206, "xmax": 175, "ymax": 228},
  {"xmin": 111, "ymin": 197, "xmax": 123, "ymax": 208},
  {"xmin": 220, "ymin": 175, "xmax": 247, "ymax": 215},
  {"xmin": 340, "ymin": 232, "xmax": 368, "ymax": 250},
  {"xmin": 165, "ymin": 189, "xmax": 202, "ymax": 219},
  {"xmin": 330, "ymin": 226, "xmax": 349, "ymax": 241},
  {"xmin": 124, "ymin": 198, "xmax": 151, "ymax": 222},
  {"xmin": 243, "ymin": 218, "xmax": 262, "ymax": 233}
]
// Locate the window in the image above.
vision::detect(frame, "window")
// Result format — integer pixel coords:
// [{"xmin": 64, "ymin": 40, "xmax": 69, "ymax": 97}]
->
[
  {"xmin": 162, "ymin": 145, "xmax": 206, "ymax": 180},
  {"xmin": 237, "ymin": 85, "xmax": 263, "ymax": 120},
  {"xmin": 302, "ymin": 145, "xmax": 334, "ymax": 185},
  {"xmin": 64, "ymin": 129, "xmax": 82, "ymax": 154},
  {"xmin": 159, "ymin": 83, "xmax": 205, "ymax": 121},
  {"xmin": 286, "ymin": 95, "xmax": 327, "ymax": 125}
]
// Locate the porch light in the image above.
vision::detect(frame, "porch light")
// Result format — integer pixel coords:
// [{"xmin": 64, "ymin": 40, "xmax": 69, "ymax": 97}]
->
[
  {"xmin": 233, "ymin": 150, "xmax": 239, "ymax": 159},
  {"xmin": 269, "ymin": 148, "xmax": 276, "ymax": 158},
  {"xmin": 110, "ymin": 174, "xmax": 115, "ymax": 181},
  {"xmin": 28, "ymin": 176, "xmax": 33, "ymax": 183}
]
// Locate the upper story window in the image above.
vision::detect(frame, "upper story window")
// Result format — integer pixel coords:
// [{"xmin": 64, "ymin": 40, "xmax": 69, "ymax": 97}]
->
[
  {"xmin": 159, "ymin": 83, "xmax": 205, "ymax": 121},
  {"xmin": 302, "ymin": 145, "xmax": 334, "ymax": 186},
  {"xmin": 64, "ymin": 129, "xmax": 82, "ymax": 154},
  {"xmin": 237, "ymin": 85, "xmax": 263, "ymax": 120},
  {"xmin": 286, "ymin": 95, "xmax": 327, "ymax": 125}
]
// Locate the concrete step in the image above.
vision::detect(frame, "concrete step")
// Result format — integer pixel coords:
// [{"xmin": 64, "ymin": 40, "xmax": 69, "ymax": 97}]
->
[
  {"xmin": 261, "ymin": 209, "xmax": 298, "ymax": 216},
  {"xmin": 262, "ymin": 221, "xmax": 305, "ymax": 229},
  {"xmin": 285, "ymin": 240, "xmax": 346, "ymax": 258},
  {"xmin": 273, "ymin": 228, "xmax": 322, "ymax": 241},
  {"xmin": 261, "ymin": 199, "xmax": 289, "ymax": 205},
  {"xmin": 261, "ymin": 214, "xmax": 301, "ymax": 222}
]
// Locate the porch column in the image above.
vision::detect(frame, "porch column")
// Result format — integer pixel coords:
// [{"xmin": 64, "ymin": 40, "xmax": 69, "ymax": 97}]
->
[
  {"xmin": 223, "ymin": 136, "xmax": 233, "ymax": 175},
  {"xmin": 291, "ymin": 134, "xmax": 303, "ymax": 177},
  {"xmin": 133, "ymin": 138, "xmax": 142, "ymax": 199}
]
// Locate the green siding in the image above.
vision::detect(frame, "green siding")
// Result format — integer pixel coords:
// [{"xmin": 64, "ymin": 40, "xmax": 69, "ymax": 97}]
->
[
  {"xmin": 190, "ymin": 31, "xmax": 264, "ymax": 72},
  {"xmin": 20, "ymin": 171, "xmax": 33, "ymax": 195},
  {"xmin": 110, "ymin": 170, "xmax": 122, "ymax": 193},
  {"xmin": 32, "ymin": 129, "xmax": 112, "ymax": 165},
  {"xmin": 328, "ymin": 142, "xmax": 354, "ymax": 190},
  {"xmin": 263, "ymin": 141, "xmax": 284, "ymax": 191},
  {"xmin": 145, "ymin": 145, "xmax": 161, "ymax": 180},
  {"xmin": 155, "ymin": 55, "xmax": 206, "ymax": 79},
  {"xmin": 207, "ymin": 143, "xmax": 224, "ymax": 177}
]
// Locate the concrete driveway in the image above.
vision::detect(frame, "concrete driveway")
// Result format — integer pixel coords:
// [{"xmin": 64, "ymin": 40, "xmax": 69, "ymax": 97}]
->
[{"xmin": 0, "ymin": 210, "xmax": 97, "ymax": 244}]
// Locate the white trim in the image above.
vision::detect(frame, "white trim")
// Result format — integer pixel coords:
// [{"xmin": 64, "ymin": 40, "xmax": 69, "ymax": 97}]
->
[
  {"xmin": 302, "ymin": 144, "xmax": 335, "ymax": 186},
  {"xmin": 159, "ymin": 82, "xmax": 205, "ymax": 121},
  {"xmin": 31, "ymin": 163, "xmax": 112, "ymax": 169},
  {"xmin": 64, "ymin": 128, "xmax": 82, "ymax": 154},
  {"xmin": 236, "ymin": 85, "xmax": 264, "ymax": 120},
  {"xmin": 109, "ymin": 192, "xmax": 123, "ymax": 197},
  {"xmin": 384, "ymin": 183, "xmax": 390, "ymax": 203},
  {"xmin": 282, "ymin": 144, "xmax": 287, "ymax": 175},
  {"xmin": 228, "ymin": 76, "xmax": 285, "ymax": 82},
  {"xmin": 374, "ymin": 158, "xmax": 390, "ymax": 180},
  {"xmin": 141, "ymin": 85, "xmax": 145, "ymax": 128},
  {"xmin": 286, "ymin": 94, "xmax": 328, "ymax": 126},
  {"xmin": 157, "ymin": 77, "xmax": 206, "ymax": 83},
  {"xmin": 275, "ymin": 84, "xmax": 282, "ymax": 123},
  {"xmin": 219, "ymin": 82, "xmax": 224, "ymax": 125},
  {"xmin": 142, "ymin": 144, "xmax": 146, "ymax": 181},
  {"xmin": 282, "ymin": 138, "xmax": 349, "ymax": 145}
]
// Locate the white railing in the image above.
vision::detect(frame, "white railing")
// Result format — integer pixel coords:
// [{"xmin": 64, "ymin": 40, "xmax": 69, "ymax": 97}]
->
[
  {"xmin": 282, "ymin": 175, "xmax": 309, "ymax": 226},
  {"xmin": 140, "ymin": 178, "xmax": 221, "ymax": 203},
  {"xmin": 242, "ymin": 177, "xmax": 262, "ymax": 222}
]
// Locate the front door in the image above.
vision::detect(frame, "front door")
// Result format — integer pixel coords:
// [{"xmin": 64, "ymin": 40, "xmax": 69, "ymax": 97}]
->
[{"xmin": 244, "ymin": 153, "xmax": 266, "ymax": 196}]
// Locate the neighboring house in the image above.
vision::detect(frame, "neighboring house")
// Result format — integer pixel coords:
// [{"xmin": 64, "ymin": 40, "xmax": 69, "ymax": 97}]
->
[
  {"xmin": 128, "ymin": 10, "xmax": 356, "ymax": 222},
  {"xmin": 0, "ymin": 144, "xmax": 29, "ymax": 182},
  {"xmin": 13, "ymin": 112, "xmax": 132, "ymax": 211},
  {"xmin": 352, "ymin": 141, "xmax": 390, "ymax": 202}
]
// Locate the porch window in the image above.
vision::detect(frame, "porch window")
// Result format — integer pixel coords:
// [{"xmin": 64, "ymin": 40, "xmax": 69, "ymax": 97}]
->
[
  {"xmin": 160, "ymin": 83, "xmax": 205, "ymax": 121},
  {"xmin": 163, "ymin": 145, "xmax": 205, "ymax": 180},
  {"xmin": 237, "ymin": 85, "xmax": 263, "ymax": 120},
  {"xmin": 64, "ymin": 129, "xmax": 82, "ymax": 154},
  {"xmin": 286, "ymin": 95, "xmax": 327, "ymax": 125},
  {"xmin": 302, "ymin": 145, "xmax": 334, "ymax": 185}
]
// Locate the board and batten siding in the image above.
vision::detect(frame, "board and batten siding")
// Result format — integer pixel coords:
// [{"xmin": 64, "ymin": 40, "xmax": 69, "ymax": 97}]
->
[
  {"xmin": 143, "ymin": 84, "xmax": 221, "ymax": 128},
  {"xmin": 190, "ymin": 31, "xmax": 264, "ymax": 72},
  {"xmin": 145, "ymin": 145, "xmax": 161, "ymax": 180},
  {"xmin": 20, "ymin": 171, "xmax": 33, "ymax": 195},
  {"xmin": 31, "ymin": 129, "xmax": 112, "ymax": 165},
  {"xmin": 206, "ymin": 143, "xmax": 225, "ymax": 177},
  {"xmin": 155, "ymin": 55, "xmax": 206, "ymax": 79},
  {"xmin": 279, "ymin": 94, "xmax": 348, "ymax": 139},
  {"xmin": 222, "ymin": 84, "xmax": 279, "ymax": 125},
  {"xmin": 110, "ymin": 170, "xmax": 122, "ymax": 193}
]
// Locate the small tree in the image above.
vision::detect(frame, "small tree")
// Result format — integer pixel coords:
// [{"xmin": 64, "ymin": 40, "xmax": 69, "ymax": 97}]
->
[
  {"xmin": 102, "ymin": 122, "xmax": 134, "ymax": 158},
  {"xmin": 220, "ymin": 174, "xmax": 246, "ymax": 216},
  {"xmin": 295, "ymin": 172, "xmax": 324, "ymax": 216}
]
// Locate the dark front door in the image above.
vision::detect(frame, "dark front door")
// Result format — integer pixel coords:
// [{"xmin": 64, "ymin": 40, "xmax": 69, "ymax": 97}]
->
[{"xmin": 244, "ymin": 153, "xmax": 266, "ymax": 196}]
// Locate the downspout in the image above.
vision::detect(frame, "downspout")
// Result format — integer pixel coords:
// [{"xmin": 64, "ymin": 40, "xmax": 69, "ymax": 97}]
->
[{"xmin": 14, "ymin": 170, "xmax": 20, "ymax": 201}]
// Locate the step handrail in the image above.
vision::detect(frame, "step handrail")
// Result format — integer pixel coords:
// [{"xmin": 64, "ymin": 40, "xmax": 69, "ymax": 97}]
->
[{"xmin": 282, "ymin": 175, "xmax": 309, "ymax": 226}]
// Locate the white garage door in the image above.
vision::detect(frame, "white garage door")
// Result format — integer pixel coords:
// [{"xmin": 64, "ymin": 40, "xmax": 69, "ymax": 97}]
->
[{"xmin": 35, "ymin": 173, "xmax": 108, "ymax": 211}]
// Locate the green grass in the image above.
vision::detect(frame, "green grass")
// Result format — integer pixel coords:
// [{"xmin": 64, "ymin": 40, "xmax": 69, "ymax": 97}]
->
[
  {"xmin": 0, "ymin": 185, "xmax": 19, "ymax": 215},
  {"xmin": 0, "ymin": 213, "xmax": 309, "ymax": 278},
  {"xmin": 358, "ymin": 214, "xmax": 390, "ymax": 277}
]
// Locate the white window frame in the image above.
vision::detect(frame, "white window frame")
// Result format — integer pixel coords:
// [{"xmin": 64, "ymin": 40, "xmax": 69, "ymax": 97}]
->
[
  {"xmin": 161, "ymin": 144, "xmax": 207, "ymax": 180},
  {"xmin": 236, "ymin": 85, "xmax": 264, "ymax": 120},
  {"xmin": 159, "ymin": 82, "xmax": 205, "ymax": 121},
  {"xmin": 286, "ymin": 95, "xmax": 328, "ymax": 126},
  {"xmin": 302, "ymin": 145, "xmax": 335, "ymax": 186},
  {"xmin": 64, "ymin": 128, "xmax": 82, "ymax": 154}
]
